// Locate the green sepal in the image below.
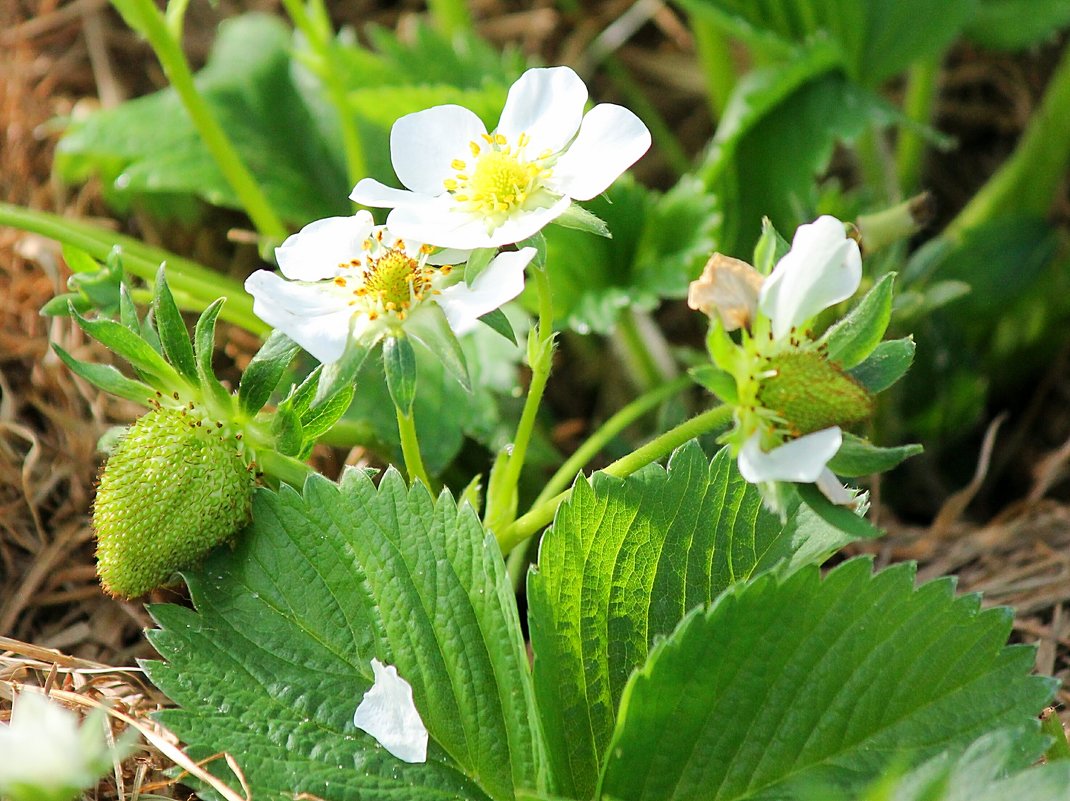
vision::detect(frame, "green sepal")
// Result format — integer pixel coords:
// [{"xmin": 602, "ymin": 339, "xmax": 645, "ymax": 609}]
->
[
  {"xmin": 796, "ymin": 482, "xmax": 881, "ymax": 541},
  {"xmin": 119, "ymin": 283, "xmax": 140, "ymax": 334},
  {"xmin": 299, "ymin": 382, "xmax": 355, "ymax": 452},
  {"xmin": 849, "ymin": 336, "xmax": 915, "ymax": 393},
  {"xmin": 705, "ymin": 318, "xmax": 741, "ymax": 375},
  {"xmin": 479, "ymin": 307, "xmax": 518, "ymax": 344},
  {"xmin": 237, "ymin": 330, "xmax": 300, "ymax": 416},
  {"xmin": 407, "ymin": 304, "xmax": 471, "ymax": 392},
  {"xmin": 271, "ymin": 403, "xmax": 305, "ymax": 457},
  {"xmin": 153, "ymin": 266, "xmax": 198, "ymax": 384},
  {"xmin": 383, "ymin": 335, "xmax": 417, "ymax": 415},
  {"xmin": 483, "ymin": 444, "xmax": 517, "ymax": 538},
  {"xmin": 56, "ymin": 244, "xmax": 123, "ymax": 316},
  {"xmin": 51, "ymin": 343, "xmax": 154, "ymax": 406},
  {"xmin": 822, "ymin": 272, "xmax": 896, "ymax": 369},
  {"xmin": 517, "ymin": 232, "xmax": 547, "ymax": 269},
  {"xmin": 278, "ymin": 366, "xmax": 320, "ymax": 420},
  {"xmin": 464, "ymin": 247, "xmax": 497, "ymax": 286},
  {"xmin": 460, "ymin": 473, "xmax": 483, "ymax": 515},
  {"xmin": 62, "ymin": 243, "xmax": 101, "ymax": 274},
  {"xmin": 314, "ymin": 338, "xmax": 374, "ymax": 405},
  {"xmin": 752, "ymin": 216, "xmax": 790, "ymax": 275},
  {"xmin": 71, "ymin": 303, "xmax": 185, "ymax": 390},
  {"xmin": 827, "ymin": 433, "xmax": 923, "ymax": 477},
  {"xmin": 139, "ymin": 310, "xmax": 164, "ymax": 356},
  {"xmin": 40, "ymin": 293, "xmax": 89, "ymax": 317},
  {"xmin": 689, "ymin": 364, "xmax": 738, "ymax": 404},
  {"xmin": 552, "ymin": 203, "xmax": 612, "ymax": 238},
  {"xmin": 193, "ymin": 299, "xmax": 233, "ymax": 415}
]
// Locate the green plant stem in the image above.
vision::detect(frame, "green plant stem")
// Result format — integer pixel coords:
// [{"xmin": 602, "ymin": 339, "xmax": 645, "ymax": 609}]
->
[
  {"xmin": 615, "ymin": 308, "xmax": 677, "ymax": 392},
  {"xmin": 110, "ymin": 0, "xmax": 287, "ymax": 241},
  {"xmin": 895, "ymin": 55, "xmax": 940, "ymax": 195},
  {"xmin": 255, "ymin": 447, "xmax": 315, "ymax": 488},
  {"xmin": 280, "ymin": 0, "xmax": 368, "ymax": 187},
  {"xmin": 499, "ymin": 403, "xmax": 732, "ymax": 553},
  {"xmin": 690, "ymin": 16, "xmax": 736, "ymax": 121},
  {"xmin": 395, "ymin": 406, "xmax": 431, "ymax": 489},
  {"xmin": 533, "ymin": 374, "xmax": 693, "ymax": 508},
  {"xmin": 426, "ymin": 0, "xmax": 473, "ymax": 37},
  {"xmin": 0, "ymin": 202, "xmax": 267, "ymax": 335},
  {"xmin": 945, "ymin": 43, "xmax": 1070, "ymax": 241}
]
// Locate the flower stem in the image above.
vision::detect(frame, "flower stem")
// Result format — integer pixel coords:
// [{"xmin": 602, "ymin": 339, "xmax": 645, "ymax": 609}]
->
[
  {"xmin": 614, "ymin": 307, "xmax": 678, "ymax": 392},
  {"xmin": 690, "ymin": 15, "xmax": 736, "ymax": 121},
  {"xmin": 498, "ymin": 403, "xmax": 732, "ymax": 553},
  {"xmin": 426, "ymin": 0, "xmax": 473, "ymax": 37},
  {"xmin": 395, "ymin": 405, "xmax": 431, "ymax": 489},
  {"xmin": 894, "ymin": 54, "xmax": 941, "ymax": 195},
  {"xmin": 0, "ymin": 202, "xmax": 268, "ymax": 335},
  {"xmin": 533, "ymin": 374, "xmax": 693, "ymax": 507},
  {"xmin": 255, "ymin": 447, "xmax": 315, "ymax": 488},
  {"xmin": 109, "ymin": 0, "xmax": 288, "ymax": 241}
]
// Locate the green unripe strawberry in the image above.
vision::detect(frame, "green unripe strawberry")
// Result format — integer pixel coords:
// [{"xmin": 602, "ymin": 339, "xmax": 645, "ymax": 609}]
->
[
  {"xmin": 93, "ymin": 404, "xmax": 253, "ymax": 598},
  {"xmin": 757, "ymin": 350, "xmax": 873, "ymax": 436}
]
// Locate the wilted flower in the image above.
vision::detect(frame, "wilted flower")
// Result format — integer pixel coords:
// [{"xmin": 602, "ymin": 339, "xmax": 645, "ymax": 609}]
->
[
  {"xmin": 350, "ymin": 66, "xmax": 651, "ymax": 249},
  {"xmin": 353, "ymin": 659, "xmax": 428, "ymax": 764},
  {"xmin": 245, "ymin": 211, "xmax": 534, "ymax": 364},
  {"xmin": 0, "ymin": 692, "xmax": 133, "ymax": 801},
  {"xmin": 687, "ymin": 253, "xmax": 763, "ymax": 332}
]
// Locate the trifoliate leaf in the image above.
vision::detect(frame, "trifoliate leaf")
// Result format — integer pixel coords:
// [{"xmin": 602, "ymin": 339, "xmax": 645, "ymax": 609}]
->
[
  {"xmin": 94, "ymin": 405, "xmax": 253, "ymax": 598},
  {"xmin": 144, "ymin": 469, "xmax": 549, "ymax": 800},
  {"xmin": 599, "ymin": 558, "xmax": 1055, "ymax": 801},
  {"xmin": 526, "ymin": 443, "xmax": 870, "ymax": 800}
]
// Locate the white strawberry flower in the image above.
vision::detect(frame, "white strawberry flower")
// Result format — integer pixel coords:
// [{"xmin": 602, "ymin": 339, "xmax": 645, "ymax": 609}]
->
[
  {"xmin": 245, "ymin": 211, "xmax": 534, "ymax": 364},
  {"xmin": 353, "ymin": 659, "xmax": 428, "ymax": 764},
  {"xmin": 350, "ymin": 66, "xmax": 651, "ymax": 249}
]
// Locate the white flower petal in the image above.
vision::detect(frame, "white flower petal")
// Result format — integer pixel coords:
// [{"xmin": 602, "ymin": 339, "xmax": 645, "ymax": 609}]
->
[
  {"xmin": 275, "ymin": 212, "xmax": 375, "ymax": 282},
  {"xmin": 759, "ymin": 215, "xmax": 862, "ymax": 340},
  {"xmin": 815, "ymin": 468, "xmax": 856, "ymax": 506},
  {"xmin": 350, "ymin": 179, "xmax": 443, "ymax": 212},
  {"xmin": 245, "ymin": 271, "xmax": 353, "ymax": 364},
  {"xmin": 548, "ymin": 104, "xmax": 651, "ymax": 201},
  {"xmin": 737, "ymin": 427, "xmax": 843, "ymax": 484},
  {"xmin": 0, "ymin": 693, "xmax": 107, "ymax": 791},
  {"xmin": 496, "ymin": 66, "xmax": 588, "ymax": 154},
  {"xmin": 353, "ymin": 659, "xmax": 428, "ymax": 764},
  {"xmin": 438, "ymin": 247, "xmax": 534, "ymax": 335},
  {"xmin": 387, "ymin": 195, "xmax": 571, "ymax": 250},
  {"xmin": 390, "ymin": 105, "xmax": 487, "ymax": 196}
]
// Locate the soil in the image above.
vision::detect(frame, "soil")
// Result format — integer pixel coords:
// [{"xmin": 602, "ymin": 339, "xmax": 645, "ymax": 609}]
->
[{"xmin": 1, "ymin": 1, "xmax": 1069, "ymax": 796}]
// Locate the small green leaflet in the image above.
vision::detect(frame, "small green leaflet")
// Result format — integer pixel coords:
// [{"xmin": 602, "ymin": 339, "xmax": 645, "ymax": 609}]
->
[{"xmin": 145, "ymin": 470, "xmax": 549, "ymax": 801}]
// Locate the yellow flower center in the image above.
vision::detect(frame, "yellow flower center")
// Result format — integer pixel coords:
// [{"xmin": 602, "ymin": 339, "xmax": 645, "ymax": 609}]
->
[
  {"xmin": 443, "ymin": 132, "xmax": 553, "ymax": 222},
  {"xmin": 357, "ymin": 247, "xmax": 435, "ymax": 320}
]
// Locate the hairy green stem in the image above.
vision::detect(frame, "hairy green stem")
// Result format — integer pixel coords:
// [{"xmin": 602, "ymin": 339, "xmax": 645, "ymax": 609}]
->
[
  {"xmin": 690, "ymin": 15, "xmax": 736, "ymax": 121},
  {"xmin": 895, "ymin": 55, "xmax": 941, "ymax": 195},
  {"xmin": 110, "ymin": 0, "xmax": 288, "ymax": 241},
  {"xmin": 396, "ymin": 406, "xmax": 431, "ymax": 489},
  {"xmin": 426, "ymin": 0, "xmax": 473, "ymax": 37},
  {"xmin": 499, "ymin": 403, "xmax": 732, "ymax": 552},
  {"xmin": 533, "ymin": 374, "xmax": 693, "ymax": 508},
  {"xmin": 0, "ymin": 203, "xmax": 267, "ymax": 335},
  {"xmin": 944, "ymin": 43, "xmax": 1070, "ymax": 240}
]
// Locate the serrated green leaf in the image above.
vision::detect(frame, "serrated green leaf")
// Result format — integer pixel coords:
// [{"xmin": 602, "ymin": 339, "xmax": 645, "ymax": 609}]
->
[
  {"xmin": 823, "ymin": 273, "xmax": 896, "ymax": 368},
  {"xmin": 145, "ymin": 471, "xmax": 548, "ymax": 800},
  {"xmin": 72, "ymin": 306, "xmax": 185, "ymax": 389},
  {"xmin": 965, "ymin": 0, "xmax": 1070, "ymax": 50},
  {"xmin": 849, "ymin": 336, "xmax": 915, "ymax": 393},
  {"xmin": 526, "ymin": 443, "xmax": 867, "ymax": 800},
  {"xmin": 153, "ymin": 266, "xmax": 198, "ymax": 384},
  {"xmin": 599, "ymin": 558, "xmax": 1055, "ymax": 801},
  {"xmin": 478, "ymin": 307, "xmax": 518, "ymax": 345},
  {"xmin": 51, "ymin": 343, "xmax": 154, "ymax": 405},
  {"xmin": 192, "ymin": 299, "xmax": 232, "ymax": 413},
  {"xmin": 827, "ymin": 433, "xmax": 923, "ymax": 476},
  {"xmin": 383, "ymin": 335, "xmax": 417, "ymax": 415},
  {"xmin": 238, "ymin": 330, "xmax": 301, "ymax": 416}
]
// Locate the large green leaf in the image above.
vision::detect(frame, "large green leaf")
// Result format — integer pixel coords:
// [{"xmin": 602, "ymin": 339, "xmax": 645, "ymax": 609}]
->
[
  {"xmin": 526, "ymin": 443, "xmax": 874, "ymax": 800},
  {"xmin": 539, "ymin": 175, "xmax": 718, "ymax": 335},
  {"xmin": 599, "ymin": 558, "xmax": 1055, "ymax": 801},
  {"xmin": 145, "ymin": 470, "xmax": 548, "ymax": 801},
  {"xmin": 56, "ymin": 14, "xmax": 348, "ymax": 224}
]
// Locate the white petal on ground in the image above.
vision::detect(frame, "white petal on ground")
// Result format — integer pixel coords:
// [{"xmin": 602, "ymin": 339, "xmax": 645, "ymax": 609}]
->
[
  {"xmin": 759, "ymin": 215, "xmax": 862, "ymax": 340},
  {"xmin": 353, "ymin": 659, "xmax": 428, "ymax": 764},
  {"xmin": 437, "ymin": 247, "xmax": 535, "ymax": 335},
  {"xmin": 815, "ymin": 468, "xmax": 857, "ymax": 506},
  {"xmin": 390, "ymin": 105, "xmax": 487, "ymax": 196},
  {"xmin": 245, "ymin": 271, "xmax": 354, "ymax": 364},
  {"xmin": 548, "ymin": 104, "xmax": 652, "ymax": 201},
  {"xmin": 496, "ymin": 66, "xmax": 587, "ymax": 155},
  {"xmin": 737, "ymin": 427, "xmax": 843, "ymax": 484},
  {"xmin": 387, "ymin": 195, "xmax": 572, "ymax": 250},
  {"xmin": 275, "ymin": 212, "xmax": 375, "ymax": 282}
]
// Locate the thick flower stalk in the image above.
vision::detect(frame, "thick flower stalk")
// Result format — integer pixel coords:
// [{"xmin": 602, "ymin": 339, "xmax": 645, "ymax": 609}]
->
[
  {"xmin": 690, "ymin": 216, "xmax": 888, "ymax": 512},
  {"xmin": 350, "ymin": 66, "xmax": 652, "ymax": 249},
  {"xmin": 245, "ymin": 210, "xmax": 534, "ymax": 362}
]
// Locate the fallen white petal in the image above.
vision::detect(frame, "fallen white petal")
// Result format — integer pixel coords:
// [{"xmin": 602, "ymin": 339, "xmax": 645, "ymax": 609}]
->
[
  {"xmin": 759, "ymin": 215, "xmax": 862, "ymax": 340},
  {"xmin": 437, "ymin": 247, "xmax": 534, "ymax": 335},
  {"xmin": 737, "ymin": 427, "xmax": 843, "ymax": 484},
  {"xmin": 390, "ymin": 105, "xmax": 487, "ymax": 196},
  {"xmin": 275, "ymin": 212, "xmax": 375, "ymax": 282},
  {"xmin": 496, "ymin": 66, "xmax": 587, "ymax": 155},
  {"xmin": 354, "ymin": 659, "xmax": 428, "ymax": 764},
  {"xmin": 549, "ymin": 104, "xmax": 652, "ymax": 201}
]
